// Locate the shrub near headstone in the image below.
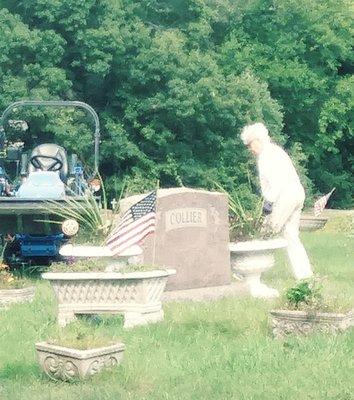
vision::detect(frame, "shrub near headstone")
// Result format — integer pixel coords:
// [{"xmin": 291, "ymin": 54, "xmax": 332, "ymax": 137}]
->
[
  {"xmin": 270, "ymin": 278, "xmax": 353, "ymax": 338},
  {"xmin": 119, "ymin": 188, "xmax": 231, "ymax": 291}
]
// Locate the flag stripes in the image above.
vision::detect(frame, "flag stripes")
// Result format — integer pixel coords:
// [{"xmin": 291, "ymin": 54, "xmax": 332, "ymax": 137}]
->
[
  {"xmin": 314, "ymin": 188, "xmax": 335, "ymax": 217},
  {"xmin": 106, "ymin": 214, "xmax": 155, "ymax": 251},
  {"xmin": 108, "ymin": 220, "xmax": 155, "ymax": 255},
  {"xmin": 106, "ymin": 191, "xmax": 157, "ymax": 256},
  {"xmin": 106, "ymin": 212, "xmax": 153, "ymax": 245}
]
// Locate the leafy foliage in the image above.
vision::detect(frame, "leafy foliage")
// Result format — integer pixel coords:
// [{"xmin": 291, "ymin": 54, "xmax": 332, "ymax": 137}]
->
[
  {"xmin": 283, "ymin": 276, "xmax": 352, "ymax": 313},
  {"xmin": 214, "ymin": 181, "xmax": 269, "ymax": 241},
  {"xmin": 42, "ymin": 175, "xmax": 116, "ymax": 244},
  {"xmin": 50, "ymin": 258, "xmax": 161, "ymax": 273},
  {"xmin": 0, "ymin": 0, "xmax": 352, "ymax": 207},
  {"xmin": 44, "ymin": 193, "xmax": 113, "ymax": 244},
  {"xmin": 283, "ymin": 277, "xmax": 339, "ymax": 312},
  {"xmin": 50, "ymin": 258, "xmax": 112, "ymax": 273},
  {"xmin": 0, "ymin": 261, "xmax": 32, "ymax": 289}
]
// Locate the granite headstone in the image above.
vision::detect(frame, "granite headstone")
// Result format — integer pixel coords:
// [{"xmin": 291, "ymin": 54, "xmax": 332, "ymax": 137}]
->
[{"xmin": 119, "ymin": 188, "xmax": 230, "ymax": 290}]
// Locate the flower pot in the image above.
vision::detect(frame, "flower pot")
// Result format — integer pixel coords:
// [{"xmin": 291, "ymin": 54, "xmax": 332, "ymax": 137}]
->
[
  {"xmin": 229, "ymin": 239, "xmax": 287, "ymax": 298},
  {"xmin": 0, "ymin": 285, "xmax": 36, "ymax": 308},
  {"xmin": 35, "ymin": 341, "xmax": 125, "ymax": 381},
  {"xmin": 300, "ymin": 216, "xmax": 328, "ymax": 231},
  {"xmin": 42, "ymin": 269, "xmax": 176, "ymax": 328},
  {"xmin": 270, "ymin": 309, "xmax": 353, "ymax": 338}
]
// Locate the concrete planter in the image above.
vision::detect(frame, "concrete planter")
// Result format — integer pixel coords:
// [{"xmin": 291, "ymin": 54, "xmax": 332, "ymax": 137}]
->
[
  {"xmin": 0, "ymin": 285, "xmax": 35, "ymax": 308},
  {"xmin": 270, "ymin": 309, "xmax": 353, "ymax": 338},
  {"xmin": 300, "ymin": 216, "xmax": 328, "ymax": 231},
  {"xmin": 229, "ymin": 239, "xmax": 287, "ymax": 298},
  {"xmin": 35, "ymin": 341, "xmax": 125, "ymax": 381},
  {"xmin": 42, "ymin": 269, "xmax": 176, "ymax": 328}
]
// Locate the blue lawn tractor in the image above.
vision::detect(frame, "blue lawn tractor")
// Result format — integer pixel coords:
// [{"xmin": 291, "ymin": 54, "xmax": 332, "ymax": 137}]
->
[{"xmin": 0, "ymin": 100, "xmax": 101, "ymax": 268}]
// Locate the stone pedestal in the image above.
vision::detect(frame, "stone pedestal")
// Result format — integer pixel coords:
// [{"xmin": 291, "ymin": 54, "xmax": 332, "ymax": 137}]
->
[
  {"xmin": 270, "ymin": 310, "xmax": 354, "ymax": 338},
  {"xmin": 120, "ymin": 188, "xmax": 231, "ymax": 291},
  {"xmin": 0, "ymin": 286, "xmax": 36, "ymax": 308},
  {"xmin": 42, "ymin": 269, "xmax": 175, "ymax": 328},
  {"xmin": 35, "ymin": 342, "xmax": 125, "ymax": 381},
  {"xmin": 229, "ymin": 239, "xmax": 287, "ymax": 299}
]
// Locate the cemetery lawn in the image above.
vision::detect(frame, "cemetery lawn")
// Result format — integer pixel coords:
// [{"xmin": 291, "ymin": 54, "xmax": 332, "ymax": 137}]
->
[{"xmin": 0, "ymin": 230, "xmax": 353, "ymax": 400}]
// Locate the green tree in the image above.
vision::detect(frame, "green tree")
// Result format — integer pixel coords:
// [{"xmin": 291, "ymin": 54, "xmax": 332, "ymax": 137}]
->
[{"xmin": 0, "ymin": 0, "xmax": 352, "ymax": 207}]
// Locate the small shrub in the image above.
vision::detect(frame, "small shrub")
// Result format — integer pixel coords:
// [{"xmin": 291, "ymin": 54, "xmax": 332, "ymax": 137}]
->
[
  {"xmin": 285, "ymin": 279, "xmax": 322, "ymax": 309},
  {"xmin": 282, "ymin": 277, "xmax": 352, "ymax": 312}
]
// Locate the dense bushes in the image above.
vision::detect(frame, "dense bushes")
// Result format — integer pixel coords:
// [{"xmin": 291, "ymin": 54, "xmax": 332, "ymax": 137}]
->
[{"xmin": 0, "ymin": 0, "xmax": 352, "ymax": 207}]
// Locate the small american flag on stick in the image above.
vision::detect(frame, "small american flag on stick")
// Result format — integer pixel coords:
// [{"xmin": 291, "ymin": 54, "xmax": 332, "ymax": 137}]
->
[
  {"xmin": 106, "ymin": 191, "xmax": 156, "ymax": 256},
  {"xmin": 314, "ymin": 188, "xmax": 335, "ymax": 217}
]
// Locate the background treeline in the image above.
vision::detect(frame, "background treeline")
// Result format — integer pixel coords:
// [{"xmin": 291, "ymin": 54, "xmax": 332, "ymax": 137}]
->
[{"xmin": 0, "ymin": 0, "xmax": 353, "ymax": 208}]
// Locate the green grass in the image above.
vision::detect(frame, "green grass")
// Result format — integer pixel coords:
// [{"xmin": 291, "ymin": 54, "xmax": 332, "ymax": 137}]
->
[{"xmin": 0, "ymin": 229, "xmax": 353, "ymax": 400}]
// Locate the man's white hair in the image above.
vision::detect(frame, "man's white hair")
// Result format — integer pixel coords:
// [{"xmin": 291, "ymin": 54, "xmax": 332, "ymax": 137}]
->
[{"xmin": 240, "ymin": 122, "xmax": 270, "ymax": 146}]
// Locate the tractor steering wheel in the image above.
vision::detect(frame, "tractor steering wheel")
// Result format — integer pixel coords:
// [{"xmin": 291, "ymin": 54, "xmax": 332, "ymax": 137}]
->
[{"xmin": 29, "ymin": 155, "xmax": 63, "ymax": 172}]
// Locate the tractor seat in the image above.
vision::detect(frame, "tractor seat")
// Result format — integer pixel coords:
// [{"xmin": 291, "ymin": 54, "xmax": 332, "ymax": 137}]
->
[{"xmin": 28, "ymin": 143, "xmax": 69, "ymax": 183}]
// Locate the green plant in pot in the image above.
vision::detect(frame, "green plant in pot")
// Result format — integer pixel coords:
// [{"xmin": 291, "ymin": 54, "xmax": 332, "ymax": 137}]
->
[
  {"xmin": 0, "ymin": 262, "xmax": 30, "ymax": 289},
  {"xmin": 35, "ymin": 321, "xmax": 125, "ymax": 381},
  {"xmin": 213, "ymin": 181, "xmax": 273, "ymax": 241},
  {"xmin": 214, "ymin": 182, "xmax": 287, "ymax": 298},
  {"xmin": 270, "ymin": 277, "xmax": 353, "ymax": 338},
  {"xmin": 50, "ymin": 257, "xmax": 164, "ymax": 274},
  {"xmin": 39, "ymin": 174, "xmax": 125, "ymax": 249},
  {"xmin": 228, "ymin": 189, "xmax": 265, "ymax": 242},
  {"xmin": 0, "ymin": 243, "xmax": 36, "ymax": 306},
  {"xmin": 284, "ymin": 278, "xmax": 323, "ymax": 311},
  {"xmin": 43, "ymin": 185, "xmax": 114, "ymax": 246}
]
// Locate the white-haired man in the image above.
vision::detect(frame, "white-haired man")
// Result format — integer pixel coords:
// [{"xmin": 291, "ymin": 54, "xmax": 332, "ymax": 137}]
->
[{"xmin": 240, "ymin": 122, "xmax": 313, "ymax": 280}]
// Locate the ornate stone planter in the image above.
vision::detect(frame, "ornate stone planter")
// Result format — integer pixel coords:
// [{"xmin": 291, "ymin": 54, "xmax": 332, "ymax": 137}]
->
[
  {"xmin": 42, "ymin": 269, "xmax": 176, "ymax": 328},
  {"xmin": 300, "ymin": 216, "xmax": 328, "ymax": 231},
  {"xmin": 270, "ymin": 309, "xmax": 353, "ymax": 339},
  {"xmin": 229, "ymin": 239, "xmax": 287, "ymax": 298},
  {"xmin": 35, "ymin": 341, "xmax": 125, "ymax": 381},
  {"xmin": 0, "ymin": 286, "xmax": 36, "ymax": 308}
]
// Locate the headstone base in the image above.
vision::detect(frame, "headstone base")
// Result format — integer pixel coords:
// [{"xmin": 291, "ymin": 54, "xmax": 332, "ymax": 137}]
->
[{"xmin": 162, "ymin": 281, "xmax": 248, "ymax": 302}]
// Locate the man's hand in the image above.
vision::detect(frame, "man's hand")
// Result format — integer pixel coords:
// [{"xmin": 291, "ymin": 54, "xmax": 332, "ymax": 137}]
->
[{"xmin": 262, "ymin": 200, "xmax": 273, "ymax": 215}]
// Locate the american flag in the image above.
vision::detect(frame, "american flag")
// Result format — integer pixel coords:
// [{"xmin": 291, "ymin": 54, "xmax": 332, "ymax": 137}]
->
[
  {"xmin": 314, "ymin": 188, "xmax": 335, "ymax": 217},
  {"xmin": 106, "ymin": 191, "xmax": 157, "ymax": 256}
]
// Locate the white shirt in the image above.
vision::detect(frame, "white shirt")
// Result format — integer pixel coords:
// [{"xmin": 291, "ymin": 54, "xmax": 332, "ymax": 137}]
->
[{"xmin": 257, "ymin": 142, "xmax": 304, "ymax": 203}]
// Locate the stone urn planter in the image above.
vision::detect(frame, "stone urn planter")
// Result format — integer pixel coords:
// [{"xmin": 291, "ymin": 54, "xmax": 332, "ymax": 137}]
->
[
  {"xmin": 42, "ymin": 269, "xmax": 176, "ymax": 328},
  {"xmin": 300, "ymin": 215, "xmax": 328, "ymax": 231},
  {"xmin": 35, "ymin": 341, "xmax": 125, "ymax": 381},
  {"xmin": 0, "ymin": 285, "xmax": 36, "ymax": 308},
  {"xmin": 229, "ymin": 238, "xmax": 287, "ymax": 298},
  {"xmin": 270, "ymin": 309, "xmax": 353, "ymax": 339}
]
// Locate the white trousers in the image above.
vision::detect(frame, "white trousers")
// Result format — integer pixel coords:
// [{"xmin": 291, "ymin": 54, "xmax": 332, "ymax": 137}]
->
[{"xmin": 267, "ymin": 190, "xmax": 313, "ymax": 280}]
